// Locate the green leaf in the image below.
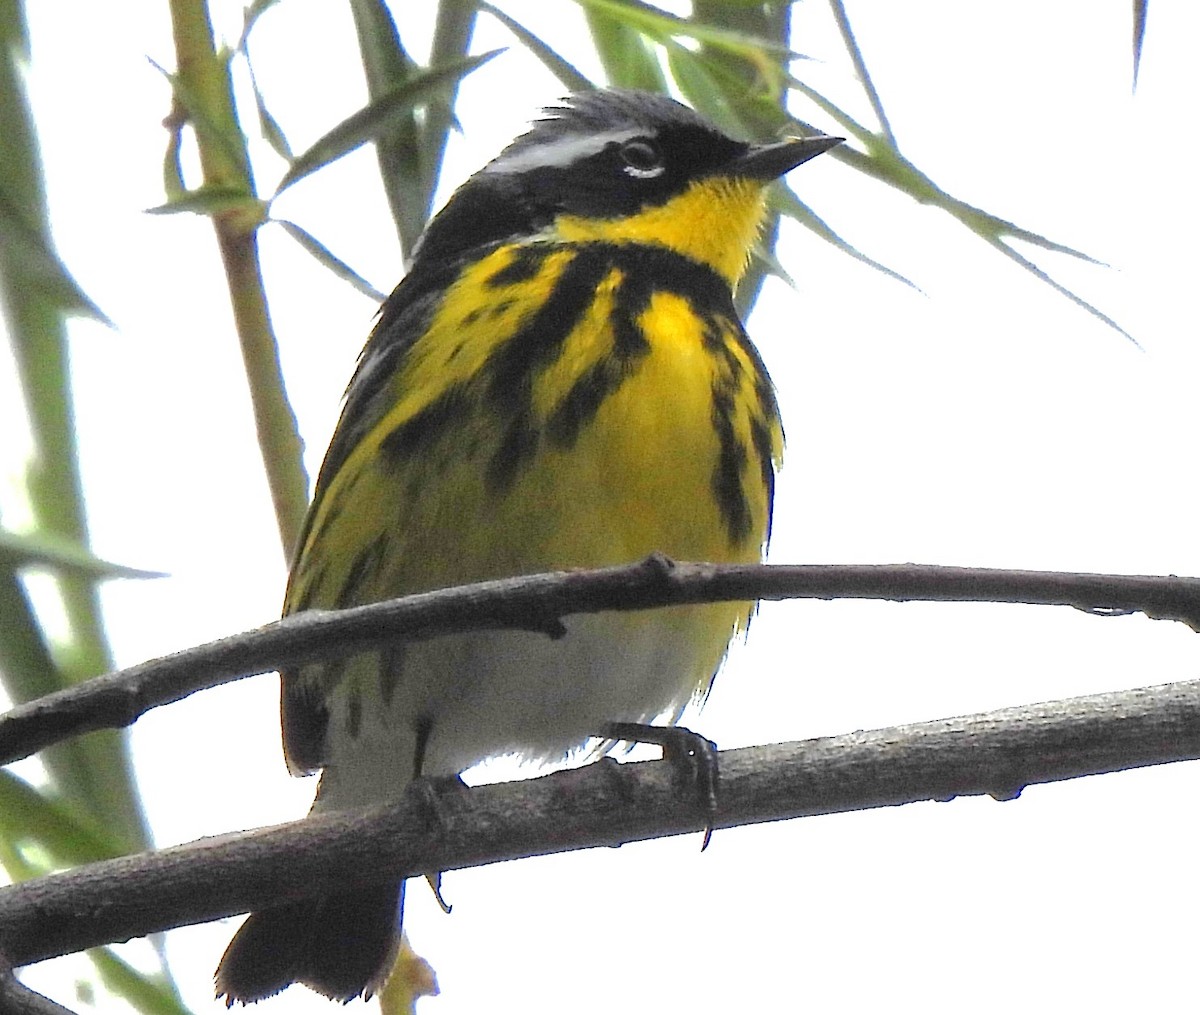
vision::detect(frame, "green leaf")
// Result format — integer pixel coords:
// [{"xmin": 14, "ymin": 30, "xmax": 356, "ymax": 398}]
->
[
  {"xmin": 828, "ymin": 0, "xmax": 895, "ymax": 146},
  {"xmin": 89, "ymin": 948, "xmax": 193, "ymax": 1015},
  {"xmin": 0, "ymin": 559, "xmax": 63, "ymax": 710},
  {"xmin": 2, "ymin": 34, "xmax": 152, "ymax": 863},
  {"xmin": 774, "ymin": 183, "xmax": 917, "ymax": 290},
  {"xmin": 276, "ymin": 49, "xmax": 503, "ymax": 195},
  {"xmin": 572, "ymin": 0, "xmax": 795, "ymax": 61},
  {"xmin": 0, "ymin": 0, "xmax": 29, "ymax": 55},
  {"xmin": 352, "ymin": 0, "xmax": 418, "ymax": 96},
  {"xmin": 3, "ymin": 32, "xmax": 162, "ymax": 1015},
  {"xmin": 0, "ymin": 189, "xmax": 109, "ymax": 324},
  {"xmin": 748, "ymin": 240, "xmax": 796, "ymax": 292},
  {"xmin": 663, "ymin": 41, "xmax": 754, "ymax": 137},
  {"xmin": 148, "ymin": 57, "xmax": 250, "ymax": 182},
  {"xmin": 0, "ymin": 528, "xmax": 165, "ymax": 580},
  {"xmin": 237, "ymin": 0, "xmax": 284, "ymax": 51},
  {"xmin": 256, "ymin": 94, "xmax": 294, "ymax": 162},
  {"xmin": 787, "ymin": 75, "xmax": 879, "ymax": 145},
  {"xmin": 1132, "ymin": 0, "xmax": 1147, "ymax": 89},
  {"xmin": 685, "ymin": 0, "xmax": 788, "ymax": 7},
  {"xmin": 275, "ymin": 219, "xmax": 386, "ymax": 301},
  {"xmin": 415, "ymin": 3, "xmax": 482, "ymax": 238},
  {"xmin": 145, "ymin": 185, "xmax": 266, "ymax": 223},
  {"xmin": 0, "ymin": 567, "xmax": 144, "ymax": 861},
  {"xmin": 582, "ymin": 3, "xmax": 664, "ymax": 91},
  {"xmin": 782, "ymin": 92, "xmax": 1131, "ymax": 339},
  {"xmin": 477, "ymin": 2, "xmax": 596, "ymax": 93},
  {"xmin": 349, "ymin": 0, "xmax": 423, "ymax": 255},
  {"xmin": 160, "ymin": 101, "xmax": 187, "ymax": 201},
  {"xmin": 684, "ymin": 0, "xmax": 791, "ymax": 316},
  {"xmin": 0, "ymin": 770, "xmax": 129, "ymax": 866},
  {"xmin": 981, "ymin": 232, "xmax": 1137, "ymax": 345},
  {"xmin": 246, "ymin": 58, "xmax": 294, "ymax": 162}
]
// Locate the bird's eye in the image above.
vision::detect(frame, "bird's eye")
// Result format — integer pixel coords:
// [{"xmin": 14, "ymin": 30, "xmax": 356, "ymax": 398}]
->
[{"xmin": 620, "ymin": 139, "xmax": 664, "ymax": 178}]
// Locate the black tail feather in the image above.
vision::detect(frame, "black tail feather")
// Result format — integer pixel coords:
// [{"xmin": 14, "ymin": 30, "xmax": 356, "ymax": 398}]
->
[{"xmin": 215, "ymin": 883, "xmax": 403, "ymax": 1004}]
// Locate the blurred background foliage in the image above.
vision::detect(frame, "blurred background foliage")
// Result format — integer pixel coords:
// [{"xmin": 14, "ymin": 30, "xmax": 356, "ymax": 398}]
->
[{"xmin": 0, "ymin": 0, "xmax": 1145, "ymax": 1011}]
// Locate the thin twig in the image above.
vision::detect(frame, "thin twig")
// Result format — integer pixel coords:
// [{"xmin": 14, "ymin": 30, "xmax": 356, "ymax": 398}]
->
[
  {"xmin": 2, "ymin": 560, "xmax": 1198, "ymax": 767},
  {"xmin": 4, "ymin": 677, "xmax": 1199, "ymax": 968},
  {"xmin": 167, "ymin": 0, "xmax": 308, "ymax": 555}
]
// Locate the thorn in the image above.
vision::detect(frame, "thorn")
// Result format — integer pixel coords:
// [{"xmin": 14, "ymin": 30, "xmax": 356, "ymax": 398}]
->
[{"xmin": 425, "ymin": 872, "xmax": 453, "ymax": 914}]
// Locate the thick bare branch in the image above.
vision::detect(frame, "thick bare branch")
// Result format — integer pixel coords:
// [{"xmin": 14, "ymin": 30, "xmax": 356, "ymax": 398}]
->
[
  {"xmin": 0, "ymin": 955, "xmax": 78, "ymax": 1015},
  {"xmin": 2, "ymin": 560, "xmax": 1198, "ymax": 768},
  {"xmin": 4, "ymin": 677, "xmax": 1199, "ymax": 969}
]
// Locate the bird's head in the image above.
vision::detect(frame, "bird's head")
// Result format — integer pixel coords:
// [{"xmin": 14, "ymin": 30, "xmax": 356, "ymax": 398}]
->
[{"xmin": 413, "ymin": 89, "xmax": 841, "ymax": 287}]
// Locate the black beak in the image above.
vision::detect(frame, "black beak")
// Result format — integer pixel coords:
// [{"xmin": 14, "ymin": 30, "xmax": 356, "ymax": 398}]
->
[{"xmin": 731, "ymin": 134, "xmax": 843, "ymax": 181}]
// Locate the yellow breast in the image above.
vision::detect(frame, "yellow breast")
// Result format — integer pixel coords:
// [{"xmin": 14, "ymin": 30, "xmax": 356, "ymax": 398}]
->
[{"xmin": 289, "ymin": 240, "xmax": 782, "ymax": 613}]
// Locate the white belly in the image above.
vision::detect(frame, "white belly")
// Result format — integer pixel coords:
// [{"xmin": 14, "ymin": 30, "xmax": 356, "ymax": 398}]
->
[{"xmin": 313, "ymin": 602, "xmax": 740, "ymax": 812}]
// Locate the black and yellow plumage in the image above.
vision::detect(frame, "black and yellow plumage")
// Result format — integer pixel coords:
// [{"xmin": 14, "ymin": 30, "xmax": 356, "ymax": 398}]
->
[{"xmin": 216, "ymin": 88, "xmax": 839, "ymax": 1003}]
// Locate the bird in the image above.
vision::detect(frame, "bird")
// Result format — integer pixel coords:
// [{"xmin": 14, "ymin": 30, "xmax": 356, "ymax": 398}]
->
[{"xmin": 215, "ymin": 87, "xmax": 840, "ymax": 1003}]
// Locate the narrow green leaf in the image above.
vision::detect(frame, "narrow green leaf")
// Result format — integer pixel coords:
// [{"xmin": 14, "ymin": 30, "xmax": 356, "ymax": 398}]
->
[
  {"xmin": 0, "ymin": 560, "xmax": 62, "ymax": 709},
  {"xmin": 350, "ymin": 0, "xmax": 423, "ymax": 255},
  {"xmin": 478, "ymin": 2, "xmax": 595, "ymax": 93},
  {"xmin": 2, "ymin": 0, "xmax": 154, "ymax": 873},
  {"xmin": 89, "ymin": 948, "xmax": 193, "ymax": 1015},
  {"xmin": 683, "ymin": 0, "xmax": 783, "ymax": 7},
  {"xmin": 582, "ymin": 4, "xmax": 663, "ymax": 91},
  {"xmin": 245, "ymin": 56, "xmax": 293, "ymax": 161},
  {"xmin": 275, "ymin": 50, "xmax": 502, "ymax": 195},
  {"xmin": 663, "ymin": 42, "xmax": 754, "ymax": 137},
  {"xmin": 160, "ymin": 101, "xmax": 187, "ymax": 200},
  {"xmin": 275, "ymin": 219, "xmax": 387, "ymax": 301},
  {"xmin": 0, "ymin": 574, "xmax": 143, "ymax": 862},
  {"xmin": 0, "ymin": 0, "xmax": 29, "ymax": 55},
  {"xmin": 828, "ymin": 0, "xmax": 895, "ymax": 146},
  {"xmin": 414, "ymin": 3, "xmax": 482, "ymax": 240},
  {"xmin": 690, "ymin": 0, "xmax": 796, "ymax": 105},
  {"xmin": 783, "ymin": 109, "xmax": 1130, "ymax": 339},
  {"xmin": 237, "ymin": 0, "xmax": 284, "ymax": 51},
  {"xmin": 0, "ymin": 770, "xmax": 129, "ymax": 866},
  {"xmin": 1132, "ymin": 0, "xmax": 1147, "ymax": 89},
  {"xmin": 572, "ymin": 0, "xmax": 795, "ymax": 60},
  {"xmin": 687, "ymin": 0, "xmax": 791, "ymax": 316},
  {"xmin": 148, "ymin": 57, "xmax": 249, "ymax": 180},
  {"xmin": 145, "ymin": 185, "xmax": 265, "ymax": 221},
  {"xmin": 985, "ymin": 233, "xmax": 1138, "ymax": 345},
  {"xmin": 933, "ymin": 188, "xmax": 1104, "ymax": 264},
  {"xmin": 352, "ymin": 0, "xmax": 418, "ymax": 97},
  {"xmin": 830, "ymin": 135, "xmax": 1104, "ymax": 265},
  {"xmin": 0, "ymin": 529, "xmax": 165, "ymax": 580},
  {"xmin": 775, "ymin": 183, "xmax": 918, "ymax": 290},
  {"xmin": 748, "ymin": 240, "xmax": 796, "ymax": 292},
  {"xmin": 787, "ymin": 75, "xmax": 878, "ymax": 144},
  {"xmin": 0, "ymin": 189, "xmax": 109, "ymax": 324},
  {"xmin": 256, "ymin": 94, "xmax": 293, "ymax": 162},
  {"xmin": 0, "ymin": 835, "xmax": 37, "ymax": 882}
]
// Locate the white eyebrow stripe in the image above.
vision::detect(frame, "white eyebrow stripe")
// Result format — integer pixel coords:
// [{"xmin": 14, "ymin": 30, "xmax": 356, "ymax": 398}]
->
[{"xmin": 483, "ymin": 128, "xmax": 643, "ymax": 175}]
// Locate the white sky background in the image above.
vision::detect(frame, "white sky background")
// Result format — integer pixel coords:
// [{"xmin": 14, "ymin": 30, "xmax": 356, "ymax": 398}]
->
[{"xmin": 5, "ymin": 1, "xmax": 1200, "ymax": 1012}]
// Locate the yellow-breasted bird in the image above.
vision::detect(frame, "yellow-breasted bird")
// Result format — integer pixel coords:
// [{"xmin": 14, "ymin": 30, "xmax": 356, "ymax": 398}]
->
[{"xmin": 215, "ymin": 88, "xmax": 840, "ymax": 1003}]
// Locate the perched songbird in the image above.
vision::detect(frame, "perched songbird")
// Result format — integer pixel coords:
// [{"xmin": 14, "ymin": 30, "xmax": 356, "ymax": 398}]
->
[{"xmin": 215, "ymin": 88, "xmax": 840, "ymax": 1003}]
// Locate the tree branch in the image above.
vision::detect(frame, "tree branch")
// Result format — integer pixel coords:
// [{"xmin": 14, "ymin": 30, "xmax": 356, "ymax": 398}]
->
[
  {"xmin": 0, "ymin": 955, "xmax": 79, "ymax": 1015},
  {"xmin": 1, "ymin": 559, "xmax": 1198, "ymax": 768},
  {"xmin": 4, "ymin": 677, "xmax": 1199, "ymax": 969}
]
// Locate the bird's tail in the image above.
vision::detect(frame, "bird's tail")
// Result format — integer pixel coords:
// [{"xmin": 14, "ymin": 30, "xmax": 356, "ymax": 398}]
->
[{"xmin": 214, "ymin": 881, "xmax": 403, "ymax": 1004}]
